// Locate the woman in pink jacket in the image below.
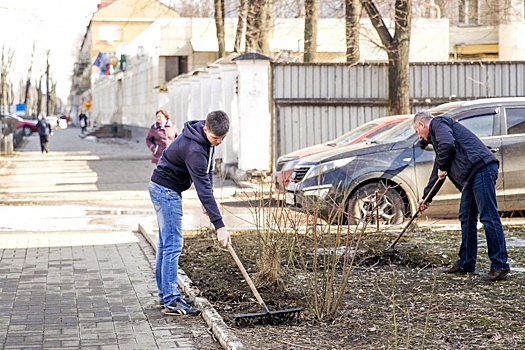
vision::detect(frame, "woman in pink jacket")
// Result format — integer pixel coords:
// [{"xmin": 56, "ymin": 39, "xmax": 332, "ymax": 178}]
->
[{"xmin": 146, "ymin": 110, "xmax": 178, "ymax": 164}]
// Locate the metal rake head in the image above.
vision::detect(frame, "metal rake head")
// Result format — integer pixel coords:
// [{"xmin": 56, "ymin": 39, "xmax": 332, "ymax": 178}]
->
[{"xmin": 233, "ymin": 307, "xmax": 302, "ymax": 326}]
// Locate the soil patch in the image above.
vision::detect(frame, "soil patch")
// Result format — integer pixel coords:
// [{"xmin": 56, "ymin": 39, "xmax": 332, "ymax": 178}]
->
[{"xmin": 181, "ymin": 226, "xmax": 525, "ymax": 349}]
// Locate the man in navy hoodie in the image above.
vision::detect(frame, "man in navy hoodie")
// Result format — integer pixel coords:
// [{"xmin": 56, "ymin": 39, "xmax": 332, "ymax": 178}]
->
[
  {"xmin": 149, "ymin": 110, "xmax": 231, "ymax": 315},
  {"xmin": 413, "ymin": 110, "xmax": 510, "ymax": 282}
]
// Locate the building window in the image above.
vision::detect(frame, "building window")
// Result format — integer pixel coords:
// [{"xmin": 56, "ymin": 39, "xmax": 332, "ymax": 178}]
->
[{"xmin": 458, "ymin": 0, "xmax": 479, "ymax": 25}]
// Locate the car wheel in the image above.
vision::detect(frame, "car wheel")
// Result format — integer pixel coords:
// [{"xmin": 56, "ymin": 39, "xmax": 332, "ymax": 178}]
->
[
  {"xmin": 346, "ymin": 182, "xmax": 406, "ymax": 226},
  {"xmin": 23, "ymin": 126, "xmax": 33, "ymax": 136}
]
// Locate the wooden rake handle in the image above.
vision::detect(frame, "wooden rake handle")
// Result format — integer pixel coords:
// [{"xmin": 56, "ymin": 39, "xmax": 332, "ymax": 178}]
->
[{"xmin": 226, "ymin": 243, "xmax": 268, "ymax": 310}]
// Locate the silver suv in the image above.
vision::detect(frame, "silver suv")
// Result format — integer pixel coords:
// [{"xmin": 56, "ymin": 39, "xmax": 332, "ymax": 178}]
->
[{"xmin": 286, "ymin": 97, "xmax": 525, "ymax": 225}]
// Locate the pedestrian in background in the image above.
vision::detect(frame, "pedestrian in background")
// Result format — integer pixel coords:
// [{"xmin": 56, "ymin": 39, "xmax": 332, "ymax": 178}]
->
[
  {"xmin": 36, "ymin": 114, "xmax": 52, "ymax": 154},
  {"xmin": 149, "ymin": 110, "xmax": 231, "ymax": 316},
  {"xmin": 145, "ymin": 110, "xmax": 178, "ymax": 164},
  {"xmin": 412, "ymin": 110, "xmax": 510, "ymax": 282},
  {"xmin": 79, "ymin": 112, "xmax": 88, "ymax": 134}
]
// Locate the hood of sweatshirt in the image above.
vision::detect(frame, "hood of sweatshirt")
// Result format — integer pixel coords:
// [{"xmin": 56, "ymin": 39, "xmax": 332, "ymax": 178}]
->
[{"xmin": 181, "ymin": 120, "xmax": 210, "ymax": 146}]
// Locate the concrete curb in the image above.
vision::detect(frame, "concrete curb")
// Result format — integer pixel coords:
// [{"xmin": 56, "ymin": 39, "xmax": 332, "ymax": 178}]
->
[{"xmin": 137, "ymin": 222, "xmax": 244, "ymax": 350}]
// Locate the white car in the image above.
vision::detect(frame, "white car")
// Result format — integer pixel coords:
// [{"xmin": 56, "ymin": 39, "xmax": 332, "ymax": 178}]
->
[{"xmin": 45, "ymin": 115, "xmax": 59, "ymax": 129}]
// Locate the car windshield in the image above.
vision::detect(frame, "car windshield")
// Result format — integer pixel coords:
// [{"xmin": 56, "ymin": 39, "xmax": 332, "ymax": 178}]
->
[
  {"xmin": 373, "ymin": 118, "xmax": 416, "ymax": 143},
  {"xmin": 328, "ymin": 122, "xmax": 379, "ymax": 146}
]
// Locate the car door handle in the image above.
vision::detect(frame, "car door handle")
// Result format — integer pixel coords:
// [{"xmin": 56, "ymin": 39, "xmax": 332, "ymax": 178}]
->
[{"xmin": 488, "ymin": 147, "xmax": 499, "ymax": 153}]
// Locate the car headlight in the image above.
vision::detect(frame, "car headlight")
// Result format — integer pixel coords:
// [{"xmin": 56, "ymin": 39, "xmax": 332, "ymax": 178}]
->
[
  {"xmin": 303, "ymin": 156, "xmax": 356, "ymax": 180},
  {"xmin": 303, "ymin": 185, "xmax": 332, "ymax": 199}
]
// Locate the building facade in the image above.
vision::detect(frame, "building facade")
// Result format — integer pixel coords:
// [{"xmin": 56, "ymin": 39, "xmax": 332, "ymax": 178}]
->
[{"xmin": 69, "ymin": 0, "xmax": 179, "ymax": 124}]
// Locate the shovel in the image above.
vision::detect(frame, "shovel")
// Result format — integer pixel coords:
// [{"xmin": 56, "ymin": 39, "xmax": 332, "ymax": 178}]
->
[{"xmin": 385, "ymin": 179, "xmax": 444, "ymax": 252}]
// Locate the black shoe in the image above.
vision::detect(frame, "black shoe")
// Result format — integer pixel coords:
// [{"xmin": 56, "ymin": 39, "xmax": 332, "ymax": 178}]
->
[
  {"xmin": 163, "ymin": 299, "xmax": 201, "ymax": 316},
  {"xmin": 482, "ymin": 269, "xmax": 510, "ymax": 282},
  {"xmin": 443, "ymin": 264, "xmax": 470, "ymax": 274}
]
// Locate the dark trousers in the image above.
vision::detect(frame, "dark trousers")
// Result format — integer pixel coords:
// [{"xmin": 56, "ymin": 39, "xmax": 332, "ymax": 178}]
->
[
  {"xmin": 457, "ymin": 162, "xmax": 509, "ymax": 271},
  {"xmin": 39, "ymin": 135, "xmax": 49, "ymax": 153}
]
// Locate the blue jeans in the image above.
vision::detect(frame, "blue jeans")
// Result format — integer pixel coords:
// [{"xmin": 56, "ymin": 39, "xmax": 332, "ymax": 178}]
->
[
  {"xmin": 457, "ymin": 162, "xmax": 509, "ymax": 272},
  {"xmin": 149, "ymin": 181, "xmax": 183, "ymax": 305}
]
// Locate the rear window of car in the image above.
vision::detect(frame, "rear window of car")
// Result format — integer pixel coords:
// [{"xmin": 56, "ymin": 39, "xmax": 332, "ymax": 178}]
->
[
  {"xmin": 457, "ymin": 114, "xmax": 495, "ymax": 138},
  {"xmin": 505, "ymin": 108, "xmax": 525, "ymax": 135}
]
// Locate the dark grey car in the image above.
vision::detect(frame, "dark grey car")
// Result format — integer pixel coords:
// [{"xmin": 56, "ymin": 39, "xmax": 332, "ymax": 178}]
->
[
  {"xmin": 286, "ymin": 97, "xmax": 525, "ymax": 225},
  {"xmin": 1, "ymin": 114, "xmax": 24, "ymax": 149}
]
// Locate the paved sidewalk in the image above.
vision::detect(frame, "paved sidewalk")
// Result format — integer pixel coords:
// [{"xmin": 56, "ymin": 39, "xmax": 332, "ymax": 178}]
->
[
  {"xmin": 0, "ymin": 126, "xmax": 260, "ymax": 231},
  {"xmin": 0, "ymin": 126, "xmax": 243, "ymax": 350},
  {"xmin": 0, "ymin": 230, "xmax": 220, "ymax": 350}
]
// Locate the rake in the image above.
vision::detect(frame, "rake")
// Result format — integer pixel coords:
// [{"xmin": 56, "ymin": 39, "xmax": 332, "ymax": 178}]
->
[
  {"xmin": 226, "ymin": 243, "xmax": 302, "ymax": 325},
  {"xmin": 385, "ymin": 179, "xmax": 444, "ymax": 252}
]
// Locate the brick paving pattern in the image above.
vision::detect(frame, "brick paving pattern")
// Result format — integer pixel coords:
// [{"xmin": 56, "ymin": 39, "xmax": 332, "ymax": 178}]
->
[{"xmin": 0, "ymin": 231, "xmax": 220, "ymax": 349}]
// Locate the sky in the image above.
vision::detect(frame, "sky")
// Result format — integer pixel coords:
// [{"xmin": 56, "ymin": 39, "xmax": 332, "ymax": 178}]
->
[{"xmin": 0, "ymin": 0, "xmax": 101, "ymax": 103}]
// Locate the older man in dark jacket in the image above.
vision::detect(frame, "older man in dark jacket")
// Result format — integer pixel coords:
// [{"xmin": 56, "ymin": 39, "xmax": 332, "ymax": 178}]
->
[{"xmin": 413, "ymin": 110, "xmax": 510, "ymax": 282}]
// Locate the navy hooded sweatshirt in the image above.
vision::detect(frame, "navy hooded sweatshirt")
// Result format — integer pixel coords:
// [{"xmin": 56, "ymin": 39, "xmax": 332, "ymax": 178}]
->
[{"xmin": 150, "ymin": 120, "xmax": 224, "ymax": 229}]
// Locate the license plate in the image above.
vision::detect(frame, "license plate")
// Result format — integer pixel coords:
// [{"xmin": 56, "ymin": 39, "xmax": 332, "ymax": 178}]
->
[{"xmin": 285, "ymin": 191, "xmax": 295, "ymax": 205}]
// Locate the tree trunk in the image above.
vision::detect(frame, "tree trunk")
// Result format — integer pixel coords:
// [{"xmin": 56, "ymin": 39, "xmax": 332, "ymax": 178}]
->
[
  {"xmin": 361, "ymin": 0, "xmax": 412, "ymax": 115},
  {"xmin": 214, "ymin": 0, "xmax": 226, "ymax": 58},
  {"xmin": 345, "ymin": 0, "xmax": 361, "ymax": 64},
  {"xmin": 36, "ymin": 76, "xmax": 43, "ymax": 118},
  {"xmin": 25, "ymin": 42, "xmax": 35, "ymax": 106},
  {"xmin": 245, "ymin": 1, "xmax": 260, "ymax": 52},
  {"xmin": 1, "ymin": 48, "xmax": 5, "ymax": 114},
  {"xmin": 258, "ymin": 0, "xmax": 271, "ymax": 55},
  {"xmin": 46, "ymin": 50, "xmax": 50, "ymax": 117},
  {"xmin": 304, "ymin": 0, "xmax": 318, "ymax": 62},
  {"xmin": 234, "ymin": 0, "xmax": 247, "ymax": 53},
  {"xmin": 390, "ymin": 0, "xmax": 411, "ymax": 115},
  {"xmin": 50, "ymin": 82, "xmax": 56, "ymax": 116},
  {"xmin": 0, "ymin": 46, "xmax": 14, "ymax": 114},
  {"xmin": 245, "ymin": 0, "xmax": 270, "ymax": 55},
  {"xmin": 8, "ymin": 83, "xmax": 14, "ymax": 107}
]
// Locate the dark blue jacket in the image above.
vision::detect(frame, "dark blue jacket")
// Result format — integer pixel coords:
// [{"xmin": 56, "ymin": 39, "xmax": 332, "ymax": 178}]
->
[
  {"xmin": 150, "ymin": 120, "xmax": 224, "ymax": 229},
  {"xmin": 36, "ymin": 118, "xmax": 51, "ymax": 136},
  {"xmin": 423, "ymin": 116, "xmax": 498, "ymax": 200}
]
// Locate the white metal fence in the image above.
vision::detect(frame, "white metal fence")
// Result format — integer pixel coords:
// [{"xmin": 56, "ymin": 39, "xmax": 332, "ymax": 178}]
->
[{"xmin": 92, "ymin": 59, "xmax": 525, "ymax": 173}]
